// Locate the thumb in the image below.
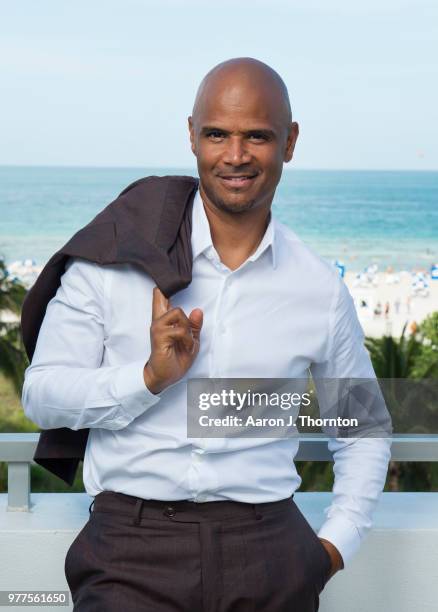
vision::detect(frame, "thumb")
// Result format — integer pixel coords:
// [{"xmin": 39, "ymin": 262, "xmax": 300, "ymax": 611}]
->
[{"xmin": 189, "ymin": 308, "xmax": 203, "ymax": 339}]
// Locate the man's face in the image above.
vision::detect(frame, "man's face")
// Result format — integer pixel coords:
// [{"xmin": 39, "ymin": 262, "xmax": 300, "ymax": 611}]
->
[{"xmin": 188, "ymin": 78, "xmax": 298, "ymax": 214}]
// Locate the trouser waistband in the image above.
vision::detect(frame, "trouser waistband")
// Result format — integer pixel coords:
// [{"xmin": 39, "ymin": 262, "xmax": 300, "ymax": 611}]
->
[{"xmin": 90, "ymin": 491, "xmax": 294, "ymax": 525}]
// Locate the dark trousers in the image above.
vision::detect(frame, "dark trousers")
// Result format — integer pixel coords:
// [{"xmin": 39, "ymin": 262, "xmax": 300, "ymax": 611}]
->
[{"xmin": 65, "ymin": 491, "xmax": 331, "ymax": 611}]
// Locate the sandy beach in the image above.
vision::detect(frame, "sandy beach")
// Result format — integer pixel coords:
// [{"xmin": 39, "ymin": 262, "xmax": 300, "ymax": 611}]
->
[
  {"xmin": 344, "ymin": 270, "xmax": 438, "ymax": 338},
  {"xmin": 2, "ymin": 261, "xmax": 438, "ymax": 339}
]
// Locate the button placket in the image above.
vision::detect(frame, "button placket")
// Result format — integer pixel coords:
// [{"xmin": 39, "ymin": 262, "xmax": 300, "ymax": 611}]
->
[{"xmin": 209, "ymin": 274, "xmax": 230, "ymax": 377}]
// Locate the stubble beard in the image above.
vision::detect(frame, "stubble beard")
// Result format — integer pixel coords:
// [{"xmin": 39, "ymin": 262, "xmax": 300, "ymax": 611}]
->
[{"xmin": 201, "ymin": 183, "xmax": 258, "ymax": 215}]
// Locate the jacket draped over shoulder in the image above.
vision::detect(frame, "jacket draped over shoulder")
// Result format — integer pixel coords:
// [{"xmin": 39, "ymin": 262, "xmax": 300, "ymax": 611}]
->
[{"xmin": 20, "ymin": 175, "xmax": 199, "ymax": 485}]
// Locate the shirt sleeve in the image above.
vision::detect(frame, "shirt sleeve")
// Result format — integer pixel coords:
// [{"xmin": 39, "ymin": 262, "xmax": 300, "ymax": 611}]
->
[
  {"xmin": 22, "ymin": 258, "xmax": 160, "ymax": 431},
  {"xmin": 309, "ymin": 276, "xmax": 392, "ymax": 566}
]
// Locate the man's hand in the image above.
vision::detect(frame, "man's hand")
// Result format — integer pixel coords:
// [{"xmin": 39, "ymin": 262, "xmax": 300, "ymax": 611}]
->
[
  {"xmin": 143, "ymin": 287, "xmax": 203, "ymax": 394},
  {"xmin": 319, "ymin": 538, "xmax": 344, "ymax": 579}
]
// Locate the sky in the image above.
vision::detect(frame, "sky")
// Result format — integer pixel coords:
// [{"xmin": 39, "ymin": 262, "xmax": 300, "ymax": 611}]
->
[{"xmin": 1, "ymin": 0, "xmax": 437, "ymax": 170}]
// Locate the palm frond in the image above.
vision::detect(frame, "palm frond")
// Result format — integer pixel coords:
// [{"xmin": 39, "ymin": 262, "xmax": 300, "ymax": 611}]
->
[{"xmin": 0, "ymin": 259, "xmax": 29, "ymax": 395}]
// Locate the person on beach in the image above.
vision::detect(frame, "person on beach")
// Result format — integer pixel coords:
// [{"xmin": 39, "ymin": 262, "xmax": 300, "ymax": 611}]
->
[
  {"xmin": 22, "ymin": 58, "xmax": 391, "ymax": 611},
  {"xmin": 384, "ymin": 301, "xmax": 390, "ymax": 318}
]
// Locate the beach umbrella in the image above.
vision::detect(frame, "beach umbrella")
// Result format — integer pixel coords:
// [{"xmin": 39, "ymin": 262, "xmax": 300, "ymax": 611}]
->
[{"xmin": 334, "ymin": 260, "xmax": 345, "ymax": 278}]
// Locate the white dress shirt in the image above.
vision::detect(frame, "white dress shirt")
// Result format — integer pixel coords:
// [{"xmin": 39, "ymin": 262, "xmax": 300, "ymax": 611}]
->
[{"xmin": 22, "ymin": 188, "xmax": 391, "ymax": 565}]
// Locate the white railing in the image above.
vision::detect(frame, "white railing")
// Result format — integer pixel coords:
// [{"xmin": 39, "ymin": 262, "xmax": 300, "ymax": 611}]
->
[{"xmin": 1, "ymin": 433, "xmax": 438, "ymax": 511}]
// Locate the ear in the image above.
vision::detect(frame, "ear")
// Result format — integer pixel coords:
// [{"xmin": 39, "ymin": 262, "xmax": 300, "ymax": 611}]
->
[
  {"xmin": 284, "ymin": 122, "xmax": 299, "ymax": 163},
  {"xmin": 188, "ymin": 116, "xmax": 196, "ymax": 155}
]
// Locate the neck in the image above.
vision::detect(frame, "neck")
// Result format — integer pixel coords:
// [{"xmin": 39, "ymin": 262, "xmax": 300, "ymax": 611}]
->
[{"xmin": 199, "ymin": 186, "xmax": 271, "ymax": 271}]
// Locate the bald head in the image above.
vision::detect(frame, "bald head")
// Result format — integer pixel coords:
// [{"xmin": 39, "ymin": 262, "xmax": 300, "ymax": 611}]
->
[
  {"xmin": 188, "ymin": 57, "xmax": 299, "ymax": 217},
  {"xmin": 192, "ymin": 57, "xmax": 292, "ymax": 129}
]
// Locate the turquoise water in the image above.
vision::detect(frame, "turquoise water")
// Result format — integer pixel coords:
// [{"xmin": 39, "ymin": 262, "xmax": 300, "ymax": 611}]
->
[{"xmin": 0, "ymin": 166, "xmax": 437, "ymax": 271}]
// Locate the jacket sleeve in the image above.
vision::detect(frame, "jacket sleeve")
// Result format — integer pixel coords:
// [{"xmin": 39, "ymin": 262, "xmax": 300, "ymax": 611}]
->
[
  {"xmin": 309, "ymin": 277, "xmax": 392, "ymax": 566},
  {"xmin": 22, "ymin": 258, "xmax": 160, "ymax": 430}
]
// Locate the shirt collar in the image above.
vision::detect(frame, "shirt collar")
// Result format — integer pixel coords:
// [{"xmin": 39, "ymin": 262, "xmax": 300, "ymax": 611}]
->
[{"xmin": 191, "ymin": 189, "xmax": 278, "ymax": 269}]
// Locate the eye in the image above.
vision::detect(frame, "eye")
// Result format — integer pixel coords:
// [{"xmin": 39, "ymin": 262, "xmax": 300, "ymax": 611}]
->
[
  {"xmin": 206, "ymin": 130, "xmax": 225, "ymax": 141},
  {"xmin": 248, "ymin": 132, "xmax": 268, "ymax": 142}
]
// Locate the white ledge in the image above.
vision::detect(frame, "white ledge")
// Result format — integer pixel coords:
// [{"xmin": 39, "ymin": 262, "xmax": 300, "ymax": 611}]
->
[{"xmin": 1, "ymin": 492, "xmax": 438, "ymax": 612}]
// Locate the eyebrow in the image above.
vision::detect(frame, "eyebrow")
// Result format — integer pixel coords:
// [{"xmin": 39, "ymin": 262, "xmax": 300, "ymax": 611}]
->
[{"xmin": 200, "ymin": 126, "xmax": 277, "ymax": 139}]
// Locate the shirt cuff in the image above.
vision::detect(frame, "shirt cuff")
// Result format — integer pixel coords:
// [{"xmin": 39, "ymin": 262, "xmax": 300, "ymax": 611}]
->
[
  {"xmin": 110, "ymin": 359, "xmax": 160, "ymax": 421},
  {"xmin": 317, "ymin": 513, "xmax": 362, "ymax": 567}
]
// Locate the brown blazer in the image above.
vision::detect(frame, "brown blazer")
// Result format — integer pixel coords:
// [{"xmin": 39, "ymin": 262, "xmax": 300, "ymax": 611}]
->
[{"xmin": 21, "ymin": 175, "xmax": 199, "ymax": 485}]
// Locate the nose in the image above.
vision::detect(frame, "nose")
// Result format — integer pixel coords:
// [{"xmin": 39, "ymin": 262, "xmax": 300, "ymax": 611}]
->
[{"xmin": 222, "ymin": 136, "xmax": 251, "ymax": 166}]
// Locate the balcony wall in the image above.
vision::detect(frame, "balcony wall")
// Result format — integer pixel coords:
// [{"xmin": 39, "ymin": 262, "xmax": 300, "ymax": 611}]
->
[
  {"xmin": 1, "ymin": 434, "xmax": 438, "ymax": 611},
  {"xmin": 1, "ymin": 491, "xmax": 438, "ymax": 612}
]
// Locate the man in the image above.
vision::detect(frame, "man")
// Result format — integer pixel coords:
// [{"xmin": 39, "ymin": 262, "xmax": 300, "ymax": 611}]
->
[{"xmin": 22, "ymin": 57, "xmax": 391, "ymax": 611}]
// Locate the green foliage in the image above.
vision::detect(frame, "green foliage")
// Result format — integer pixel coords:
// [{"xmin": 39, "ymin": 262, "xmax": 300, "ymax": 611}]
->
[
  {"xmin": 411, "ymin": 312, "xmax": 438, "ymax": 379},
  {"xmin": 364, "ymin": 313, "xmax": 438, "ymax": 380},
  {"xmin": 365, "ymin": 323, "xmax": 423, "ymax": 378},
  {"xmin": 0, "ymin": 258, "xmax": 29, "ymax": 394},
  {"xmin": 361, "ymin": 317, "xmax": 438, "ymax": 492},
  {"xmin": 296, "ymin": 461, "xmax": 334, "ymax": 491},
  {"xmin": 364, "ymin": 325, "xmax": 437, "ymax": 435},
  {"xmin": 418, "ymin": 311, "xmax": 438, "ymax": 345},
  {"xmin": 0, "ymin": 372, "xmax": 39, "ymax": 435},
  {"xmin": 295, "ymin": 460, "xmax": 438, "ymax": 493},
  {"xmin": 0, "ymin": 374, "xmax": 85, "ymax": 493},
  {"xmin": 0, "ymin": 460, "xmax": 85, "ymax": 494}
]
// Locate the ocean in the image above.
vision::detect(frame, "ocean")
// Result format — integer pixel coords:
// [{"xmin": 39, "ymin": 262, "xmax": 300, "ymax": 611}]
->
[{"xmin": 0, "ymin": 166, "xmax": 437, "ymax": 272}]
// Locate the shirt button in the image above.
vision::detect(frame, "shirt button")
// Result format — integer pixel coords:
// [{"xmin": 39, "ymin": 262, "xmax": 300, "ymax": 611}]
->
[{"xmin": 163, "ymin": 505, "xmax": 176, "ymax": 517}]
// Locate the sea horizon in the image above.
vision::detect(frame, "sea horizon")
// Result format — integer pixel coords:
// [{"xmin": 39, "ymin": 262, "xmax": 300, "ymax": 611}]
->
[
  {"xmin": 1, "ymin": 166, "xmax": 437, "ymax": 273},
  {"xmin": 2, "ymin": 164, "xmax": 438, "ymax": 172}
]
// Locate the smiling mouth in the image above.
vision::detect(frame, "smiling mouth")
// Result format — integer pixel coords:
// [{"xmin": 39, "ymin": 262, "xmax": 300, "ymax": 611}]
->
[{"xmin": 218, "ymin": 174, "xmax": 258, "ymax": 187}]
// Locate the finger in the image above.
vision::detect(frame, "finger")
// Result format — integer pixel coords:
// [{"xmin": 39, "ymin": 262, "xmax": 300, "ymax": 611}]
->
[
  {"xmin": 189, "ymin": 308, "xmax": 203, "ymax": 340},
  {"xmin": 164, "ymin": 327, "xmax": 195, "ymax": 353},
  {"xmin": 160, "ymin": 307, "xmax": 192, "ymax": 328},
  {"xmin": 190, "ymin": 335, "xmax": 200, "ymax": 355},
  {"xmin": 152, "ymin": 287, "xmax": 170, "ymax": 321}
]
